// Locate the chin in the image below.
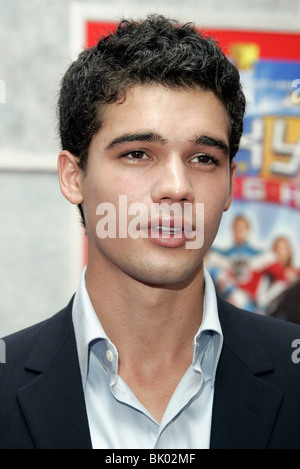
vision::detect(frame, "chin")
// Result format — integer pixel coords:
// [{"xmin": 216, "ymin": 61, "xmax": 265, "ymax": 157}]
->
[{"xmin": 125, "ymin": 261, "xmax": 202, "ymax": 288}]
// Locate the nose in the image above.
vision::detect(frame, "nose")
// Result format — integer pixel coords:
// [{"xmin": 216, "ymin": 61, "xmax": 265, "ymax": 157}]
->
[{"xmin": 151, "ymin": 155, "xmax": 195, "ymax": 205}]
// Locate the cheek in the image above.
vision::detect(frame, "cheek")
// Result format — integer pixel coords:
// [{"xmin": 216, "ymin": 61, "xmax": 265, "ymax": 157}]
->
[
  {"xmin": 196, "ymin": 173, "xmax": 231, "ymax": 207},
  {"xmin": 203, "ymin": 200, "xmax": 224, "ymax": 229},
  {"xmin": 200, "ymin": 181, "xmax": 231, "ymax": 238},
  {"xmin": 82, "ymin": 170, "xmax": 150, "ymax": 234},
  {"xmin": 113, "ymin": 173, "xmax": 153, "ymax": 210}
]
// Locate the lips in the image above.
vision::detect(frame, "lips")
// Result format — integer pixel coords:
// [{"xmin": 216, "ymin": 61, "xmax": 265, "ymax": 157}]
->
[
  {"xmin": 150, "ymin": 224, "xmax": 184, "ymax": 238},
  {"xmin": 138, "ymin": 214, "xmax": 195, "ymax": 248},
  {"xmin": 148, "ymin": 214, "xmax": 194, "ymax": 235},
  {"xmin": 125, "ymin": 202, "xmax": 198, "ymax": 248},
  {"xmin": 152, "ymin": 225, "xmax": 183, "ymax": 234}
]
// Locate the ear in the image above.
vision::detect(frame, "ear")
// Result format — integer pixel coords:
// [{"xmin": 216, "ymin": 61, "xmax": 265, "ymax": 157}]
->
[
  {"xmin": 57, "ymin": 150, "xmax": 83, "ymax": 205},
  {"xmin": 224, "ymin": 161, "xmax": 237, "ymax": 212}
]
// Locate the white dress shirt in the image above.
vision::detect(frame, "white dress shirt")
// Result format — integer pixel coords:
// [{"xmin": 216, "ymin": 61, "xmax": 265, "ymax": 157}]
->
[{"xmin": 72, "ymin": 267, "xmax": 223, "ymax": 449}]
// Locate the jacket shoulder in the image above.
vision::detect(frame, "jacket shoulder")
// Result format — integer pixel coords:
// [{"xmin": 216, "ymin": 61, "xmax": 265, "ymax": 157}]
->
[
  {"xmin": 0, "ymin": 297, "xmax": 74, "ymax": 378},
  {"xmin": 217, "ymin": 295, "xmax": 300, "ymax": 379},
  {"xmin": 212, "ymin": 297, "xmax": 300, "ymax": 448},
  {"xmin": 218, "ymin": 294, "xmax": 300, "ymax": 340}
]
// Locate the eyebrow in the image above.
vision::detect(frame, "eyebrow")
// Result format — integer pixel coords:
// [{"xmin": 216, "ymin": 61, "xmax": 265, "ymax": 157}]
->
[
  {"xmin": 105, "ymin": 131, "xmax": 229, "ymax": 156},
  {"xmin": 192, "ymin": 135, "xmax": 229, "ymax": 157},
  {"xmin": 105, "ymin": 132, "xmax": 167, "ymax": 150}
]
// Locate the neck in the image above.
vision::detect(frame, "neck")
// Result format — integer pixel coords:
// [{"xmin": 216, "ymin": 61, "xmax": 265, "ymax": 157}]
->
[
  {"xmin": 85, "ymin": 256, "xmax": 205, "ymax": 361},
  {"xmin": 84, "ymin": 246, "xmax": 205, "ymax": 423}
]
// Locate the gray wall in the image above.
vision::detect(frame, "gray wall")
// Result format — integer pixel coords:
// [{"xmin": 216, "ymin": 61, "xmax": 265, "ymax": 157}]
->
[{"xmin": 0, "ymin": 0, "xmax": 300, "ymax": 335}]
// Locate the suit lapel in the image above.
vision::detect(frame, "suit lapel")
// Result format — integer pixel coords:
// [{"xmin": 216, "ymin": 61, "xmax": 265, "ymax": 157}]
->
[
  {"xmin": 210, "ymin": 297, "xmax": 283, "ymax": 449},
  {"xmin": 16, "ymin": 301, "xmax": 92, "ymax": 449}
]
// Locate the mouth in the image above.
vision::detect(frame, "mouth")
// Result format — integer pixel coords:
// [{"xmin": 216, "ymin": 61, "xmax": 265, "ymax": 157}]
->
[
  {"xmin": 138, "ymin": 215, "xmax": 196, "ymax": 248},
  {"xmin": 150, "ymin": 225, "xmax": 184, "ymax": 237},
  {"xmin": 148, "ymin": 214, "xmax": 194, "ymax": 236}
]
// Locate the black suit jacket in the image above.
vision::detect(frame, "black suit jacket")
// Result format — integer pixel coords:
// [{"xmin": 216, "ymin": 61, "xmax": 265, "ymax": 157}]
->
[{"xmin": 1, "ymin": 295, "xmax": 300, "ymax": 449}]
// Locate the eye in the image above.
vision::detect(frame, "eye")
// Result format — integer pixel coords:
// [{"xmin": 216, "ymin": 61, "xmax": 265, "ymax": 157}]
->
[
  {"xmin": 190, "ymin": 153, "xmax": 218, "ymax": 166},
  {"xmin": 120, "ymin": 150, "xmax": 149, "ymax": 161}
]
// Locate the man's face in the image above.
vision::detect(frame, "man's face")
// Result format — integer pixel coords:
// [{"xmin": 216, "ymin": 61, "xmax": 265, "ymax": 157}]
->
[
  {"xmin": 79, "ymin": 84, "xmax": 236, "ymax": 286},
  {"xmin": 233, "ymin": 218, "xmax": 249, "ymax": 245}
]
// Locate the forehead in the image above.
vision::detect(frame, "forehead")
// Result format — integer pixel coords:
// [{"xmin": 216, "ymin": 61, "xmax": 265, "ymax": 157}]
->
[{"xmin": 99, "ymin": 84, "xmax": 230, "ymax": 144}]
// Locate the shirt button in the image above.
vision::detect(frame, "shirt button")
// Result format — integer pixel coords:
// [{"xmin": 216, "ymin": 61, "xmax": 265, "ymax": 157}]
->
[{"xmin": 106, "ymin": 349, "xmax": 114, "ymax": 362}]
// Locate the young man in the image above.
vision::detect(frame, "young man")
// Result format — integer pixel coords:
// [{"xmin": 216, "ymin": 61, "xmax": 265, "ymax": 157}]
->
[{"xmin": 1, "ymin": 15, "xmax": 300, "ymax": 449}]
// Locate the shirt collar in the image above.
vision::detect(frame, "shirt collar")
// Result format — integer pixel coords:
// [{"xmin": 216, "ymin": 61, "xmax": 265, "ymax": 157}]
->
[
  {"xmin": 72, "ymin": 266, "xmax": 110, "ymax": 386},
  {"xmin": 194, "ymin": 266, "xmax": 223, "ymax": 386},
  {"xmin": 72, "ymin": 266, "xmax": 223, "ymax": 388}
]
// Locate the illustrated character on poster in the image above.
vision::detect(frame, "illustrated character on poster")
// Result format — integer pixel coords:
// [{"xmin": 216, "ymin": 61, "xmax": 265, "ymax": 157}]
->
[
  {"xmin": 205, "ymin": 215, "xmax": 262, "ymax": 312},
  {"xmin": 207, "ymin": 219, "xmax": 300, "ymax": 315},
  {"xmin": 248, "ymin": 235, "xmax": 300, "ymax": 314}
]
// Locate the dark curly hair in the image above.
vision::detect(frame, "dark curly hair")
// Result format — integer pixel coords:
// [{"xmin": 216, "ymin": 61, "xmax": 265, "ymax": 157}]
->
[{"xmin": 58, "ymin": 14, "xmax": 245, "ymax": 221}]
